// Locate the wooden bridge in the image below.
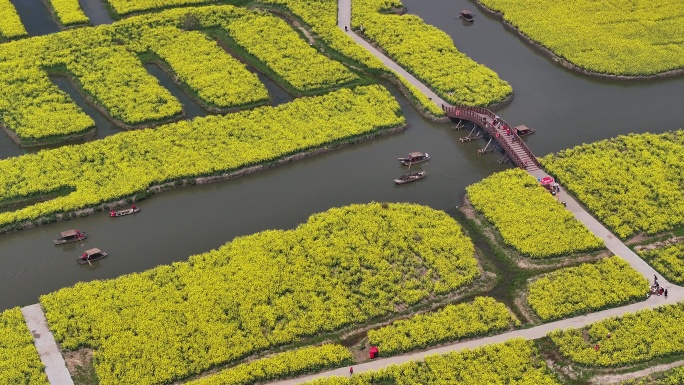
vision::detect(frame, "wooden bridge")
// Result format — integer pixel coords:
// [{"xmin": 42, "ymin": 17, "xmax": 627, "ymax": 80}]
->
[{"xmin": 443, "ymin": 105, "xmax": 540, "ymax": 171}]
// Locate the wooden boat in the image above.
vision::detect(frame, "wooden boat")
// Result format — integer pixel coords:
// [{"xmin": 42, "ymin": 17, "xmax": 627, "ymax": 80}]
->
[
  {"xmin": 514, "ymin": 125, "xmax": 535, "ymax": 137},
  {"xmin": 110, "ymin": 205, "xmax": 140, "ymax": 217},
  {"xmin": 398, "ymin": 152, "xmax": 430, "ymax": 166},
  {"xmin": 460, "ymin": 10, "xmax": 475, "ymax": 22},
  {"xmin": 77, "ymin": 248, "xmax": 108, "ymax": 265},
  {"xmin": 53, "ymin": 229, "xmax": 86, "ymax": 245},
  {"xmin": 394, "ymin": 171, "xmax": 426, "ymax": 185}
]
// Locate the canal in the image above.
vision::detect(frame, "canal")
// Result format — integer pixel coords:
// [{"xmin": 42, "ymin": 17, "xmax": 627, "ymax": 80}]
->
[{"xmin": 0, "ymin": 0, "xmax": 683, "ymax": 311}]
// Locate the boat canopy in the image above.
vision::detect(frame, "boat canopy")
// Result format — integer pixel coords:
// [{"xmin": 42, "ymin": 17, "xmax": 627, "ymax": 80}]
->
[
  {"xmin": 408, "ymin": 152, "xmax": 425, "ymax": 158},
  {"xmin": 85, "ymin": 248, "xmax": 101, "ymax": 255},
  {"xmin": 61, "ymin": 230, "xmax": 78, "ymax": 237},
  {"xmin": 515, "ymin": 125, "xmax": 531, "ymax": 132}
]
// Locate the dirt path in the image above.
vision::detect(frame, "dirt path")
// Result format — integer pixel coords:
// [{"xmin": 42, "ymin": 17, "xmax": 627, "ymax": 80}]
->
[{"xmin": 590, "ymin": 359, "xmax": 684, "ymax": 384}]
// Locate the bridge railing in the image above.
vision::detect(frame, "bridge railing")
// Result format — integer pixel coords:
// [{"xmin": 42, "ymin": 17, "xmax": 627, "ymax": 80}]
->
[
  {"xmin": 444, "ymin": 104, "xmax": 540, "ymax": 169},
  {"xmin": 490, "ymin": 127, "xmax": 526, "ymax": 168}
]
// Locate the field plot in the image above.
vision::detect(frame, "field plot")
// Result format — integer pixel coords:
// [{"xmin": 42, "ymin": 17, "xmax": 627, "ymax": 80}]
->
[
  {"xmin": 368, "ymin": 297, "xmax": 519, "ymax": 355},
  {"xmin": 528, "ymin": 256, "xmax": 648, "ymax": 321},
  {"xmin": 479, "ymin": 0, "xmax": 684, "ymax": 76},
  {"xmin": 550, "ymin": 303, "xmax": 684, "ymax": 367},
  {"xmin": 352, "ymin": 0, "xmax": 512, "ymax": 106},
  {"xmin": 41, "ymin": 203, "xmax": 478, "ymax": 384},
  {"xmin": 224, "ymin": 12, "xmax": 359, "ymax": 93},
  {"xmin": 259, "ymin": 0, "xmax": 443, "ymax": 114},
  {"xmin": 184, "ymin": 345, "xmax": 352, "ymax": 385},
  {"xmin": 541, "ymin": 131, "xmax": 684, "ymax": 239},
  {"xmin": 639, "ymin": 243, "xmax": 684, "ymax": 284},
  {"xmin": 466, "ymin": 168, "xmax": 603, "ymax": 258},
  {"xmin": 64, "ymin": 42, "xmax": 183, "ymax": 126},
  {"xmin": 0, "ymin": 5, "xmax": 372, "ymax": 143},
  {"xmin": 0, "ymin": 60, "xmax": 95, "ymax": 144},
  {"xmin": 0, "ymin": 308, "xmax": 49, "ymax": 385},
  {"xmin": 104, "ymin": 0, "xmax": 216, "ymax": 15},
  {"xmin": 304, "ymin": 339, "xmax": 560, "ymax": 385},
  {"xmin": 137, "ymin": 26, "xmax": 269, "ymax": 109},
  {"xmin": 46, "ymin": 0, "xmax": 90, "ymax": 26},
  {"xmin": 0, "ymin": 0, "xmax": 27, "ymax": 39},
  {"xmin": 0, "ymin": 85, "xmax": 403, "ymax": 231}
]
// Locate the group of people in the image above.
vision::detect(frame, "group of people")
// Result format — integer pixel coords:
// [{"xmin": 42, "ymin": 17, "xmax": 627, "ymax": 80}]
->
[{"xmin": 650, "ymin": 275, "xmax": 668, "ymax": 298}]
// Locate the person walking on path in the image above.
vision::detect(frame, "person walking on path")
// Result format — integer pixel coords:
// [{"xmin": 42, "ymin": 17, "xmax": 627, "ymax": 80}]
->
[
  {"xmin": 349, "ymin": 366, "xmax": 354, "ymax": 376},
  {"xmin": 665, "ymin": 289, "xmax": 668, "ymax": 299}
]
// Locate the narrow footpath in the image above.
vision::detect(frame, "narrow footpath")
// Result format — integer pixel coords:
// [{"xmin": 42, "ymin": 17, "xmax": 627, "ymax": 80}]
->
[
  {"xmin": 265, "ymin": 2, "xmax": 684, "ymax": 384},
  {"xmin": 22, "ymin": 4, "xmax": 684, "ymax": 385},
  {"xmin": 270, "ymin": 290, "xmax": 682, "ymax": 385},
  {"xmin": 21, "ymin": 304, "xmax": 74, "ymax": 385},
  {"xmin": 337, "ymin": 0, "xmax": 448, "ymax": 107}
]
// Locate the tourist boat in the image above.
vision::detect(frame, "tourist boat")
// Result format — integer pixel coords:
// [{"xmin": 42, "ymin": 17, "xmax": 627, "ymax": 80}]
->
[
  {"xmin": 53, "ymin": 229, "xmax": 86, "ymax": 245},
  {"xmin": 514, "ymin": 125, "xmax": 535, "ymax": 137},
  {"xmin": 398, "ymin": 152, "xmax": 430, "ymax": 166},
  {"xmin": 394, "ymin": 171, "xmax": 426, "ymax": 185},
  {"xmin": 78, "ymin": 248, "xmax": 108, "ymax": 265},
  {"xmin": 460, "ymin": 10, "xmax": 475, "ymax": 22},
  {"xmin": 110, "ymin": 205, "xmax": 140, "ymax": 217}
]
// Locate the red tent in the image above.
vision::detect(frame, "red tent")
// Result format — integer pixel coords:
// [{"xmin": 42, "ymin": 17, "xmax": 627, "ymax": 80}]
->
[{"xmin": 369, "ymin": 346, "xmax": 379, "ymax": 359}]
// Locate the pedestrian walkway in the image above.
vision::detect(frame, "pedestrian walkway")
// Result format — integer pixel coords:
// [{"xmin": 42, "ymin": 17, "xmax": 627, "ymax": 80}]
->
[
  {"xmin": 263, "ymin": 2, "xmax": 684, "ymax": 384},
  {"xmin": 527, "ymin": 169, "xmax": 676, "ymax": 287},
  {"xmin": 21, "ymin": 304, "xmax": 74, "ymax": 385},
  {"xmin": 337, "ymin": 0, "xmax": 448, "ymax": 108},
  {"xmin": 22, "ymin": 4, "xmax": 683, "ymax": 384}
]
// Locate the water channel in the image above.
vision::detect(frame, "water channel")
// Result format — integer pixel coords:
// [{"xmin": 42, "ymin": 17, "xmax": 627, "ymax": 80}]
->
[{"xmin": 0, "ymin": 0, "xmax": 683, "ymax": 311}]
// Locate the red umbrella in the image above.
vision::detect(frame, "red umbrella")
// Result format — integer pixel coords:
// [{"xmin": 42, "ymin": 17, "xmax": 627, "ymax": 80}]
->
[
  {"xmin": 369, "ymin": 346, "xmax": 379, "ymax": 359},
  {"xmin": 540, "ymin": 176, "xmax": 554, "ymax": 185}
]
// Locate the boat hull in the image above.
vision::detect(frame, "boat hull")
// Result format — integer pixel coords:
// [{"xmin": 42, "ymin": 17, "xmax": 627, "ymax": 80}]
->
[
  {"xmin": 110, "ymin": 207, "xmax": 141, "ymax": 217},
  {"xmin": 399, "ymin": 157, "xmax": 430, "ymax": 166},
  {"xmin": 77, "ymin": 252, "xmax": 107, "ymax": 264},
  {"xmin": 394, "ymin": 172, "xmax": 426, "ymax": 184},
  {"xmin": 54, "ymin": 233, "xmax": 87, "ymax": 245}
]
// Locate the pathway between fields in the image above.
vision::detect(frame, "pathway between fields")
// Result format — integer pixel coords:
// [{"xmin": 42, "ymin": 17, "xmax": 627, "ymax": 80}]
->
[
  {"xmin": 265, "ymin": 3, "xmax": 684, "ymax": 385},
  {"xmin": 337, "ymin": 0, "xmax": 448, "ymax": 108},
  {"xmin": 25, "ymin": 5, "xmax": 683, "ymax": 385},
  {"xmin": 21, "ymin": 304, "xmax": 74, "ymax": 385}
]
